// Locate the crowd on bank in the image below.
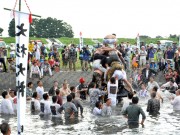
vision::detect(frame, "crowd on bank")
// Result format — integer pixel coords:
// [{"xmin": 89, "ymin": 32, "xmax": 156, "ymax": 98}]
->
[{"xmin": 1, "ymin": 34, "xmax": 180, "ymax": 131}]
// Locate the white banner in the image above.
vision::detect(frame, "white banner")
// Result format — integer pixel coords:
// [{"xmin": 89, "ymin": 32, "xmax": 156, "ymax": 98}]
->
[
  {"xmin": 79, "ymin": 32, "xmax": 83, "ymax": 50},
  {"xmin": 137, "ymin": 33, "xmax": 140, "ymax": 50},
  {"xmin": 15, "ymin": 11, "xmax": 29, "ymax": 135}
]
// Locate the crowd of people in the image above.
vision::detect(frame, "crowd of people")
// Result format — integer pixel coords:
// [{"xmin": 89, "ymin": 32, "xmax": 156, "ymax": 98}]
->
[{"xmin": 1, "ymin": 34, "xmax": 180, "ymax": 132}]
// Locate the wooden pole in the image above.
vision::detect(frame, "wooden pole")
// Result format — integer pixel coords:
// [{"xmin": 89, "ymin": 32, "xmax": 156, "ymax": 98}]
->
[{"xmin": 4, "ymin": 8, "xmax": 41, "ymax": 18}]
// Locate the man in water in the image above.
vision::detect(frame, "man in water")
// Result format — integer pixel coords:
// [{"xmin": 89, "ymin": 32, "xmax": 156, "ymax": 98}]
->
[
  {"xmin": 171, "ymin": 89, "xmax": 180, "ymax": 111},
  {"xmin": 101, "ymin": 98, "xmax": 112, "ymax": 116},
  {"xmin": 58, "ymin": 94, "xmax": 77, "ymax": 118},
  {"xmin": 147, "ymin": 92, "xmax": 160, "ymax": 116},
  {"xmin": 123, "ymin": 97, "xmax": 146, "ymax": 128},
  {"xmin": 0, "ymin": 122, "xmax": 11, "ymax": 135}
]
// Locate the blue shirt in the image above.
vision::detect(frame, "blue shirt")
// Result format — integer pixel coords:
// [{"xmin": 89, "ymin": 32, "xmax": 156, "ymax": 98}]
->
[
  {"xmin": 149, "ymin": 49, "xmax": 155, "ymax": 58},
  {"xmin": 166, "ymin": 50, "xmax": 174, "ymax": 59}
]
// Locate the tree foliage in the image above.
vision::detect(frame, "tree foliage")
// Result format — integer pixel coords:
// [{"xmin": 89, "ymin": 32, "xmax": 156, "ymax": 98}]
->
[
  {"xmin": 8, "ymin": 17, "xmax": 74, "ymax": 38},
  {"xmin": 8, "ymin": 19, "xmax": 15, "ymax": 37},
  {"xmin": 0, "ymin": 27, "xmax": 3, "ymax": 36}
]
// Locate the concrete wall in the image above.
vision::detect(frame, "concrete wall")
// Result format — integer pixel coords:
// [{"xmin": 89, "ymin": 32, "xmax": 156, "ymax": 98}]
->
[{"xmin": 0, "ymin": 71, "xmax": 93, "ymax": 92}]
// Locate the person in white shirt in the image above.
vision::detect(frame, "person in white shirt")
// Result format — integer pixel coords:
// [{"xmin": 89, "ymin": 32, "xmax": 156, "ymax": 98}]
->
[
  {"xmin": 9, "ymin": 89, "xmax": 17, "ymax": 112},
  {"xmin": 50, "ymin": 96, "xmax": 61, "ymax": 117},
  {"xmin": 93, "ymin": 101, "xmax": 103, "ymax": 116},
  {"xmin": 146, "ymin": 76, "xmax": 159, "ymax": 91},
  {"xmin": 30, "ymin": 62, "xmax": 42, "ymax": 79},
  {"xmin": 1, "ymin": 91, "xmax": 14, "ymax": 115},
  {"xmin": 121, "ymin": 93, "xmax": 133, "ymax": 112},
  {"xmin": 139, "ymin": 84, "xmax": 148, "ymax": 98},
  {"xmin": 31, "ymin": 92, "xmax": 40, "ymax": 112},
  {"xmin": 107, "ymin": 77, "xmax": 118, "ymax": 106},
  {"xmin": 40, "ymin": 93, "xmax": 51, "ymax": 115},
  {"xmin": 34, "ymin": 43, "xmax": 41, "ymax": 60},
  {"xmin": 41, "ymin": 59, "xmax": 52, "ymax": 77},
  {"xmin": 161, "ymin": 80, "xmax": 178, "ymax": 89},
  {"xmin": 36, "ymin": 81, "xmax": 44, "ymax": 100},
  {"xmin": 171, "ymin": 89, "xmax": 180, "ymax": 111},
  {"xmin": 10, "ymin": 44, "xmax": 15, "ymax": 58},
  {"xmin": 139, "ymin": 46, "xmax": 147, "ymax": 68}
]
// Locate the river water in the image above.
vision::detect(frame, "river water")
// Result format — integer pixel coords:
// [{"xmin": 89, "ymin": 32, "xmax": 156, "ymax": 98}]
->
[{"xmin": 0, "ymin": 91, "xmax": 180, "ymax": 135}]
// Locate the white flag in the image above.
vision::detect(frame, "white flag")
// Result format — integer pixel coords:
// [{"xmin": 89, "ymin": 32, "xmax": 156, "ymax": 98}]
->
[
  {"xmin": 79, "ymin": 32, "xmax": 83, "ymax": 50},
  {"xmin": 137, "ymin": 33, "xmax": 140, "ymax": 49},
  {"xmin": 15, "ymin": 11, "xmax": 30, "ymax": 135}
]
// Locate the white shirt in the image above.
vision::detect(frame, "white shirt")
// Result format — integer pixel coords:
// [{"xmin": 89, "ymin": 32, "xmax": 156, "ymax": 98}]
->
[
  {"xmin": 121, "ymin": 98, "xmax": 132, "ymax": 112},
  {"xmin": 40, "ymin": 100, "xmax": 51, "ymax": 114},
  {"xmin": 146, "ymin": 70, "xmax": 149, "ymax": 78},
  {"xmin": 112, "ymin": 70, "xmax": 125, "ymax": 80},
  {"xmin": 139, "ymin": 50, "xmax": 147, "ymax": 60},
  {"xmin": 11, "ymin": 96, "xmax": 17, "ymax": 112},
  {"xmin": 31, "ymin": 65, "xmax": 40, "ymax": 73},
  {"xmin": 1, "ymin": 98, "xmax": 14, "ymax": 115},
  {"xmin": 171, "ymin": 96, "xmax": 180, "ymax": 111},
  {"xmin": 31, "ymin": 98, "xmax": 40, "ymax": 111},
  {"xmin": 10, "ymin": 46, "xmax": 15, "ymax": 55},
  {"xmin": 147, "ymin": 81, "xmax": 159, "ymax": 91},
  {"xmin": 36, "ymin": 86, "xmax": 44, "ymax": 99},
  {"xmin": 107, "ymin": 80, "xmax": 118, "ymax": 105},
  {"xmin": 50, "ymin": 103, "xmax": 61, "ymax": 117},
  {"xmin": 162, "ymin": 82, "xmax": 178, "ymax": 88},
  {"xmin": 93, "ymin": 107, "xmax": 102, "ymax": 115}
]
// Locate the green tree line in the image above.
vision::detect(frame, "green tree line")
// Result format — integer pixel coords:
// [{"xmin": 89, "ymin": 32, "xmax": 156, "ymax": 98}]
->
[{"xmin": 8, "ymin": 17, "xmax": 74, "ymax": 38}]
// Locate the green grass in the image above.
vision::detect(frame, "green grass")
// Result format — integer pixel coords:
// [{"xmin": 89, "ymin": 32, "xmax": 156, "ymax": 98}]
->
[
  {"xmin": 59, "ymin": 37, "xmax": 96, "ymax": 45},
  {"xmin": 1, "ymin": 37, "xmax": 48, "ymax": 44}
]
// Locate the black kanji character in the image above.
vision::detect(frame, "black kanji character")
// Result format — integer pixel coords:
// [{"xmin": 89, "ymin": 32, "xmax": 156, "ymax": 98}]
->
[
  {"xmin": 16, "ymin": 23, "xmax": 27, "ymax": 36},
  {"xmin": 21, "ymin": 44, "xmax": 27, "ymax": 58},
  {"xmin": 16, "ymin": 63, "xmax": 25, "ymax": 77},
  {"xmin": 16, "ymin": 81, "xmax": 25, "ymax": 97},
  {"xmin": 16, "ymin": 43, "xmax": 20, "ymax": 57}
]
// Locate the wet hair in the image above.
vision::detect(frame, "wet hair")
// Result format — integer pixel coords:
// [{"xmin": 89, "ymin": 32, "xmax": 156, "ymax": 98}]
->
[
  {"xmin": 70, "ymin": 86, "xmax": 75, "ymax": 91},
  {"xmin": 112, "ymin": 33, "xmax": 116, "ymax": 36},
  {"xmin": 67, "ymin": 95, "xmax": 73, "ymax": 102},
  {"xmin": 54, "ymin": 81, "xmax": 58, "ymax": 83},
  {"xmin": 9, "ymin": 89, "xmax": 17, "ymax": 96},
  {"xmin": 37, "ymin": 80, "xmax": 41, "ymax": 85},
  {"xmin": 52, "ymin": 96, "xmax": 57, "ymax": 103},
  {"xmin": 151, "ymin": 92, "xmax": 156, "ymax": 98},
  {"xmin": 95, "ymin": 101, "xmax": 101, "ymax": 108},
  {"xmin": 27, "ymin": 82, "xmax": 33, "ymax": 87},
  {"xmin": 132, "ymin": 97, "xmax": 139, "ymax": 104},
  {"xmin": 153, "ymin": 86, "xmax": 158, "ymax": 92},
  {"xmin": 170, "ymin": 79, "xmax": 174, "ymax": 83},
  {"xmin": 56, "ymin": 89, "xmax": 60, "ymax": 95},
  {"xmin": 88, "ymin": 82, "xmax": 96, "ymax": 89},
  {"xmin": 128, "ymin": 92, "xmax": 133, "ymax": 99},
  {"xmin": 2, "ymin": 91, "xmax": 8, "ymax": 99},
  {"xmin": 0, "ymin": 122, "xmax": 10, "ymax": 135},
  {"xmin": 110, "ymin": 77, "xmax": 116, "ymax": 84},
  {"xmin": 32, "ymin": 92, "xmax": 38, "ymax": 99},
  {"xmin": 43, "ymin": 93, "xmax": 49, "ymax": 100},
  {"xmin": 70, "ymin": 92, "xmax": 75, "ymax": 99}
]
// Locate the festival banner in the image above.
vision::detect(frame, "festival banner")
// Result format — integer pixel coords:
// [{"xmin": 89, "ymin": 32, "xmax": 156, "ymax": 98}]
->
[
  {"xmin": 79, "ymin": 31, "xmax": 83, "ymax": 50},
  {"xmin": 15, "ymin": 11, "xmax": 29, "ymax": 135},
  {"xmin": 137, "ymin": 33, "xmax": 140, "ymax": 50}
]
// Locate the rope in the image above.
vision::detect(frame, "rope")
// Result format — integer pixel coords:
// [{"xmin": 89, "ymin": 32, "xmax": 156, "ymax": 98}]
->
[
  {"xmin": 23, "ymin": 0, "xmax": 31, "ymax": 14},
  {"xmin": 13, "ymin": 0, "xmax": 18, "ymax": 17}
]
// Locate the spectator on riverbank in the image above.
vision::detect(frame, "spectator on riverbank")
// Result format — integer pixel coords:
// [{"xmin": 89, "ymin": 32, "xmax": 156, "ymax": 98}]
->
[
  {"xmin": 123, "ymin": 97, "xmax": 146, "ymax": 128},
  {"xmin": 30, "ymin": 62, "xmax": 42, "ymax": 79},
  {"xmin": 69, "ymin": 44, "xmax": 77, "ymax": 71}
]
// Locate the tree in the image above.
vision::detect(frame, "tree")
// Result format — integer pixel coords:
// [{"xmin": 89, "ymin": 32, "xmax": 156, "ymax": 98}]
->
[
  {"xmin": 8, "ymin": 19, "xmax": 15, "ymax": 37},
  {"xmin": 0, "ymin": 27, "xmax": 3, "ymax": 36}
]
